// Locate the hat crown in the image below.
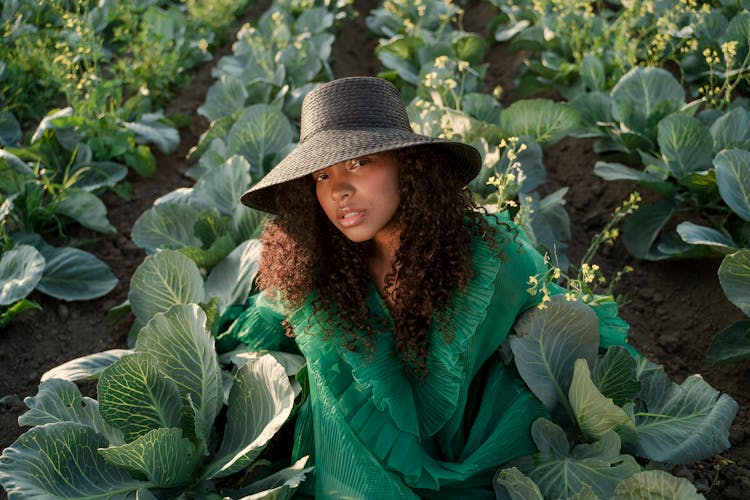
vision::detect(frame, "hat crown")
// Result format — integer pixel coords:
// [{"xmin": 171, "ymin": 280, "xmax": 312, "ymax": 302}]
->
[{"xmin": 299, "ymin": 77, "xmax": 411, "ymax": 144}]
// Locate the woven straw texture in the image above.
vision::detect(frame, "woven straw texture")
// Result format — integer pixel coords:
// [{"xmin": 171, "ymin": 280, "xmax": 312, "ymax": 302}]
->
[{"xmin": 241, "ymin": 77, "xmax": 481, "ymax": 213}]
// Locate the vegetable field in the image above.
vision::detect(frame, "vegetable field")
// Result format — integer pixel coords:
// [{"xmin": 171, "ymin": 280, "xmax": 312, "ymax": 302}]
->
[{"xmin": 1, "ymin": 0, "xmax": 749, "ymax": 497}]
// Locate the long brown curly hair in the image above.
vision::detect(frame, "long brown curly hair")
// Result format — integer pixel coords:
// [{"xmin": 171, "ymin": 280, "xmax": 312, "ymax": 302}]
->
[{"xmin": 256, "ymin": 145, "xmax": 501, "ymax": 376}]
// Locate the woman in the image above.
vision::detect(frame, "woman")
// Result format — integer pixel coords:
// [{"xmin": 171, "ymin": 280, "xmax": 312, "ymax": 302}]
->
[{"xmin": 218, "ymin": 76, "xmax": 627, "ymax": 498}]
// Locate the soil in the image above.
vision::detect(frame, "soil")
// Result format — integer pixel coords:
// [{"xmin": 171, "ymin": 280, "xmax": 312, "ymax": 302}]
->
[{"xmin": 1, "ymin": 0, "xmax": 748, "ymax": 498}]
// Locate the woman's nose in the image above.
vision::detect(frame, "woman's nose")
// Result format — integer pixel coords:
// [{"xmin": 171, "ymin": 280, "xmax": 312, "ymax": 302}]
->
[{"xmin": 330, "ymin": 178, "xmax": 353, "ymax": 201}]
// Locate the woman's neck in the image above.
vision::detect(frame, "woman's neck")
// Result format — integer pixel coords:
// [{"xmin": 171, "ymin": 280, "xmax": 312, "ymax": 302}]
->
[{"xmin": 368, "ymin": 226, "xmax": 401, "ymax": 306}]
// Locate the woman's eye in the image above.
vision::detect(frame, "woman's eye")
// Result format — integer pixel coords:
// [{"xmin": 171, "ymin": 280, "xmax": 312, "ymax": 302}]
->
[
  {"xmin": 350, "ymin": 158, "xmax": 369, "ymax": 169},
  {"xmin": 314, "ymin": 173, "xmax": 328, "ymax": 182}
]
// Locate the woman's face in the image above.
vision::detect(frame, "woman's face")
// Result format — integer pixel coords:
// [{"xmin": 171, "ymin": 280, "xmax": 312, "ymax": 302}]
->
[{"xmin": 312, "ymin": 152, "xmax": 401, "ymax": 244}]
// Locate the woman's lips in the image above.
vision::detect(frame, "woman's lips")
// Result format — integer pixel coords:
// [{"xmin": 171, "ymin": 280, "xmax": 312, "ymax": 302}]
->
[{"xmin": 338, "ymin": 209, "xmax": 367, "ymax": 227}]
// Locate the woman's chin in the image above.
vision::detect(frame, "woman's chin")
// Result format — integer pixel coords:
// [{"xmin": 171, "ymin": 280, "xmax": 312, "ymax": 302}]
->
[{"xmin": 338, "ymin": 229, "xmax": 373, "ymax": 243}]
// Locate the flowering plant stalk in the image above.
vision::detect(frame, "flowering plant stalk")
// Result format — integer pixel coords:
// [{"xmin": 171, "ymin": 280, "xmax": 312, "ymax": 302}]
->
[
  {"xmin": 698, "ymin": 40, "xmax": 750, "ymax": 109},
  {"xmin": 422, "ymin": 55, "xmax": 481, "ymax": 111},
  {"xmin": 526, "ymin": 192, "xmax": 641, "ymax": 309},
  {"xmin": 486, "ymin": 137, "xmax": 542, "ymax": 241},
  {"xmin": 487, "ymin": 136, "xmax": 528, "ymax": 214}
]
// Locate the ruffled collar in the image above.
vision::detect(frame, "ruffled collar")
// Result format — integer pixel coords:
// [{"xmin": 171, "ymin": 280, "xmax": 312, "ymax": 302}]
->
[{"xmin": 288, "ymin": 215, "xmax": 509, "ymax": 438}]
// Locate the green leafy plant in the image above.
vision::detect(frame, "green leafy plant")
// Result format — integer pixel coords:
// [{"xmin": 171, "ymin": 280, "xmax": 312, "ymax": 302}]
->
[
  {"xmin": 188, "ymin": 1, "xmax": 350, "ymax": 180},
  {"xmin": 0, "ymin": 241, "xmax": 43, "ymax": 328},
  {"xmin": 494, "ymin": 295, "xmax": 738, "ymax": 498},
  {"xmin": 708, "ymin": 249, "xmax": 750, "ymax": 364},
  {"xmin": 0, "ymin": 100, "xmax": 186, "ymax": 330},
  {"xmin": 497, "ymin": 197, "xmax": 737, "ymax": 495},
  {"xmin": 0, "ymin": 229, "xmax": 118, "ymax": 328},
  {"xmin": 486, "ymin": 0, "xmax": 750, "ymax": 103},
  {"xmin": 676, "ymin": 9, "xmax": 750, "ymax": 105},
  {"xmin": 0, "ymin": 304, "xmax": 310, "ymax": 497},
  {"xmin": 109, "ymin": 5, "xmax": 212, "ymax": 107},
  {"xmin": 0, "ymin": 0, "xmax": 251, "ymax": 126},
  {"xmin": 366, "ymin": 0, "xmax": 462, "ymax": 42},
  {"xmin": 184, "ymin": 0, "xmax": 257, "ymax": 41},
  {"xmin": 0, "ymin": 246, "xmax": 310, "ymax": 497},
  {"xmin": 0, "ymin": 103, "xmax": 179, "ymax": 240},
  {"xmin": 1, "ymin": 141, "xmax": 119, "ymax": 236},
  {"xmin": 0, "ymin": 106, "xmax": 137, "ymax": 281},
  {"xmin": 567, "ymin": 68, "xmax": 750, "ymax": 261},
  {"xmin": 131, "ymin": 156, "xmax": 266, "ymax": 275},
  {"xmin": 0, "ymin": 120, "xmax": 119, "ymax": 326}
]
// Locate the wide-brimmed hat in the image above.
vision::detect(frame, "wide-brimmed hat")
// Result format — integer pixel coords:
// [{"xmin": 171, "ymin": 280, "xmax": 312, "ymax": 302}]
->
[{"xmin": 240, "ymin": 76, "xmax": 482, "ymax": 213}]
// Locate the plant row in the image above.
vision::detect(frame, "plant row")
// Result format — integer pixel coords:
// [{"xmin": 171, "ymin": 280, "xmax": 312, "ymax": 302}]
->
[
  {"xmin": 0, "ymin": 0, "xmax": 254, "ymax": 327},
  {"xmin": 367, "ymin": 0, "xmax": 738, "ymax": 496},
  {"xmin": 0, "ymin": 0, "xmax": 352, "ymax": 496},
  {"xmin": 369, "ymin": 0, "xmax": 580, "ymax": 270},
  {"xmin": 486, "ymin": 0, "xmax": 750, "ymax": 364},
  {"xmin": 1, "ymin": 0, "xmax": 253, "ymax": 127}
]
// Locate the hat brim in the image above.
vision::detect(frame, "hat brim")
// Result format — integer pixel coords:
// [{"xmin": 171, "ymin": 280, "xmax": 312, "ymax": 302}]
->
[{"xmin": 240, "ymin": 127, "xmax": 481, "ymax": 213}]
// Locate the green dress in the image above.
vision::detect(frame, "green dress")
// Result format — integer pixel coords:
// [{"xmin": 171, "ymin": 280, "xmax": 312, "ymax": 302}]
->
[{"xmin": 217, "ymin": 213, "xmax": 630, "ymax": 498}]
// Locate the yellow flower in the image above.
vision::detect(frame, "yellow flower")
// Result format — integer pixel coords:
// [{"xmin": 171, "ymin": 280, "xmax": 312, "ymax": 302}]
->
[
  {"xmin": 603, "ymin": 228, "xmax": 619, "ymax": 245},
  {"xmin": 434, "ymin": 55, "xmax": 450, "ymax": 69},
  {"xmin": 581, "ymin": 263, "xmax": 595, "ymax": 284},
  {"xmin": 626, "ymin": 192, "xmax": 642, "ymax": 207},
  {"xmin": 536, "ymin": 290, "xmax": 551, "ymax": 310},
  {"xmin": 722, "ymin": 41, "xmax": 738, "ymax": 61},
  {"xmin": 439, "ymin": 114, "xmax": 453, "ymax": 135}
]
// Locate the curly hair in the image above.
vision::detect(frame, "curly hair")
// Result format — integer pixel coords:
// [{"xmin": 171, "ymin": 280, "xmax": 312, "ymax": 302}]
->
[{"xmin": 256, "ymin": 145, "xmax": 501, "ymax": 376}]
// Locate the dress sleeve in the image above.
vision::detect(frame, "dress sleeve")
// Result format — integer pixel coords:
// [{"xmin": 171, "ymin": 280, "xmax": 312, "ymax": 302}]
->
[{"xmin": 214, "ymin": 290, "xmax": 297, "ymax": 354}]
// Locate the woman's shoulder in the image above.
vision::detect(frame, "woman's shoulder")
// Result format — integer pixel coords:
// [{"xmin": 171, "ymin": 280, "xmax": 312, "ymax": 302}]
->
[
  {"xmin": 472, "ymin": 209, "xmax": 546, "ymax": 286},
  {"xmin": 475, "ymin": 209, "xmax": 526, "ymax": 251}
]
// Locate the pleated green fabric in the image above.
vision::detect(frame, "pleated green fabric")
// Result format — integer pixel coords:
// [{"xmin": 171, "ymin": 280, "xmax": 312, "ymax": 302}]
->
[{"xmin": 218, "ymin": 213, "xmax": 631, "ymax": 498}]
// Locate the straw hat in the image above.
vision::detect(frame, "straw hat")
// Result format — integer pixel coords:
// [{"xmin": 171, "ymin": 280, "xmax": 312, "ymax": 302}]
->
[{"xmin": 240, "ymin": 76, "xmax": 482, "ymax": 213}]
